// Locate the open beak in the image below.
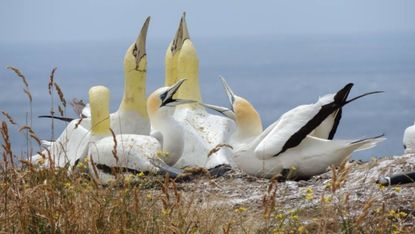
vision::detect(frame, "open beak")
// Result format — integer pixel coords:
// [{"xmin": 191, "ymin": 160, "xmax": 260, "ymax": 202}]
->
[
  {"xmin": 161, "ymin": 79, "xmax": 196, "ymax": 107},
  {"xmin": 200, "ymin": 103, "xmax": 236, "ymax": 120},
  {"xmin": 133, "ymin": 16, "xmax": 150, "ymax": 67},
  {"xmin": 219, "ymin": 76, "xmax": 236, "ymax": 107},
  {"xmin": 171, "ymin": 12, "xmax": 190, "ymax": 54}
]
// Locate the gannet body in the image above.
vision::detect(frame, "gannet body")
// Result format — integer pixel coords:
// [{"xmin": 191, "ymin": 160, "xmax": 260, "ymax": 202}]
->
[
  {"xmin": 164, "ymin": 14, "xmax": 235, "ymax": 169},
  {"xmin": 204, "ymin": 77, "xmax": 385, "ymax": 179},
  {"xmin": 88, "ymin": 80, "xmax": 190, "ymax": 184},
  {"xmin": 31, "ymin": 119, "xmax": 91, "ymax": 168},
  {"xmin": 234, "ymin": 134, "xmax": 384, "ymax": 179},
  {"xmin": 403, "ymin": 121, "xmax": 415, "ymax": 153}
]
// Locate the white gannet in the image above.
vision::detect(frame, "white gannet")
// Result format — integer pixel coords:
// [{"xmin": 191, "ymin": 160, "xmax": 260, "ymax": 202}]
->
[
  {"xmin": 38, "ymin": 17, "xmax": 151, "ymax": 133},
  {"xmin": 88, "ymin": 80, "xmax": 191, "ymax": 183},
  {"xmin": 164, "ymin": 13, "xmax": 235, "ymax": 171},
  {"xmin": 203, "ymin": 78, "xmax": 385, "ymax": 179},
  {"xmin": 403, "ymin": 120, "xmax": 415, "ymax": 153},
  {"xmin": 32, "ymin": 17, "xmax": 152, "ymax": 167},
  {"xmin": 31, "ymin": 115, "xmax": 91, "ymax": 168}
]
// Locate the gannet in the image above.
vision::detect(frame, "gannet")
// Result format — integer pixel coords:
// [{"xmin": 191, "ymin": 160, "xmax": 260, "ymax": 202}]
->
[
  {"xmin": 38, "ymin": 17, "xmax": 151, "ymax": 134},
  {"xmin": 164, "ymin": 13, "xmax": 235, "ymax": 171},
  {"xmin": 88, "ymin": 80, "xmax": 190, "ymax": 184},
  {"xmin": 32, "ymin": 18, "xmax": 152, "ymax": 167},
  {"xmin": 31, "ymin": 114, "xmax": 91, "ymax": 168},
  {"xmin": 403, "ymin": 120, "xmax": 415, "ymax": 153},
  {"xmin": 203, "ymin": 78, "xmax": 385, "ymax": 179}
]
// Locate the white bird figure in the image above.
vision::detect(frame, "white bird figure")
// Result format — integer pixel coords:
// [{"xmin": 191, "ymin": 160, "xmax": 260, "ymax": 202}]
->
[
  {"xmin": 38, "ymin": 17, "xmax": 151, "ymax": 134},
  {"xmin": 164, "ymin": 13, "xmax": 235, "ymax": 171},
  {"xmin": 88, "ymin": 80, "xmax": 191, "ymax": 184},
  {"xmin": 111, "ymin": 16, "xmax": 151, "ymax": 135},
  {"xmin": 403, "ymin": 120, "xmax": 415, "ymax": 154},
  {"xmin": 203, "ymin": 78, "xmax": 385, "ymax": 179},
  {"xmin": 32, "ymin": 17, "xmax": 152, "ymax": 167},
  {"xmin": 31, "ymin": 116, "xmax": 91, "ymax": 168}
]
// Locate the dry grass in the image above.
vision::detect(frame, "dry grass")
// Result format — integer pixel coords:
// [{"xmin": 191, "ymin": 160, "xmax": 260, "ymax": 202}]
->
[{"xmin": 1, "ymin": 67, "xmax": 414, "ymax": 233}]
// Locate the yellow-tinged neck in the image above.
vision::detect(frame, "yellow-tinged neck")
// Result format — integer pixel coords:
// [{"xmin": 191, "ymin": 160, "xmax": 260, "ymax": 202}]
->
[
  {"xmin": 90, "ymin": 86, "xmax": 111, "ymax": 136},
  {"xmin": 176, "ymin": 39, "xmax": 202, "ymax": 108},
  {"xmin": 119, "ymin": 44, "xmax": 148, "ymax": 118},
  {"xmin": 164, "ymin": 41, "xmax": 180, "ymax": 87}
]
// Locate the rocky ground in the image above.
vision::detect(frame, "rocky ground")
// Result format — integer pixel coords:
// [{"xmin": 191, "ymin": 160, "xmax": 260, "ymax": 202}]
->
[{"xmin": 169, "ymin": 154, "xmax": 415, "ymax": 230}]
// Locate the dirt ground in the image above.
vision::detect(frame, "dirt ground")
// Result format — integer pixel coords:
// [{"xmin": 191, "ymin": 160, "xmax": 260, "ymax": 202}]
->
[{"xmin": 172, "ymin": 154, "xmax": 415, "ymax": 227}]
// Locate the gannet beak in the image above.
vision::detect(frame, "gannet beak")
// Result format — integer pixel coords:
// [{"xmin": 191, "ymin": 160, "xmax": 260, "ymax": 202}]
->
[
  {"xmin": 219, "ymin": 76, "xmax": 236, "ymax": 107},
  {"xmin": 133, "ymin": 16, "xmax": 150, "ymax": 66},
  {"xmin": 200, "ymin": 103, "xmax": 236, "ymax": 120},
  {"xmin": 171, "ymin": 12, "xmax": 190, "ymax": 54},
  {"xmin": 161, "ymin": 79, "xmax": 196, "ymax": 107}
]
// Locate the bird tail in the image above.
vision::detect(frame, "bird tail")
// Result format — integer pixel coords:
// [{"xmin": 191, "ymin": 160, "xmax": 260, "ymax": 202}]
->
[{"xmin": 349, "ymin": 134, "xmax": 386, "ymax": 152}]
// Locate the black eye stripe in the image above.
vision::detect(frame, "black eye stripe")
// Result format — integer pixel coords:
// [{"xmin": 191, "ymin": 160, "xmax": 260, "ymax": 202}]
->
[{"xmin": 160, "ymin": 92, "xmax": 167, "ymax": 101}]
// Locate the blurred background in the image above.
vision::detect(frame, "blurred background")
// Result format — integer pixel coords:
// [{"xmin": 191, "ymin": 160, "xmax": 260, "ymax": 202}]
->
[{"xmin": 1, "ymin": 0, "xmax": 415, "ymax": 160}]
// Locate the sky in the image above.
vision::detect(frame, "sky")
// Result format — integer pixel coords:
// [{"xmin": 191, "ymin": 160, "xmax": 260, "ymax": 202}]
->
[{"xmin": 1, "ymin": 0, "xmax": 415, "ymax": 44}]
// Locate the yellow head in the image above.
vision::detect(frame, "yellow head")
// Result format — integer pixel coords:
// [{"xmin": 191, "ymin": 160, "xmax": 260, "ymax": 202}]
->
[
  {"xmin": 119, "ymin": 17, "xmax": 150, "ymax": 117},
  {"xmin": 165, "ymin": 13, "xmax": 201, "ymax": 106},
  {"xmin": 89, "ymin": 86, "xmax": 110, "ymax": 136},
  {"xmin": 233, "ymin": 96, "xmax": 263, "ymax": 138}
]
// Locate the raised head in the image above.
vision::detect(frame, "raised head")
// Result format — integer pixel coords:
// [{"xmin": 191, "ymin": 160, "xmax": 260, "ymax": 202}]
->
[
  {"xmin": 147, "ymin": 79, "xmax": 195, "ymax": 119},
  {"xmin": 89, "ymin": 86, "xmax": 110, "ymax": 136},
  {"xmin": 119, "ymin": 17, "xmax": 150, "ymax": 117},
  {"xmin": 202, "ymin": 76, "xmax": 263, "ymax": 139},
  {"xmin": 165, "ymin": 12, "xmax": 190, "ymax": 87}
]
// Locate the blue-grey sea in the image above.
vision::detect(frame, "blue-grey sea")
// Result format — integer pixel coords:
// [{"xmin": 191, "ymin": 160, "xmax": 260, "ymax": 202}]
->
[{"xmin": 1, "ymin": 33, "xmax": 415, "ymax": 160}]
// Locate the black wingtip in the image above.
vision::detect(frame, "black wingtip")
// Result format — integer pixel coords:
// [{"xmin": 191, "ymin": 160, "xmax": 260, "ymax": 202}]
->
[
  {"xmin": 350, "ymin": 133, "xmax": 385, "ymax": 144},
  {"xmin": 334, "ymin": 83, "xmax": 354, "ymax": 104},
  {"xmin": 38, "ymin": 115, "xmax": 74, "ymax": 122}
]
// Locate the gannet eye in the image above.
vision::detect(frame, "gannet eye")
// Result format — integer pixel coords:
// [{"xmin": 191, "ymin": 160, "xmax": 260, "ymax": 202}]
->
[{"xmin": 160, "ymin": 92, "xmax": 167, "ymax": 102}]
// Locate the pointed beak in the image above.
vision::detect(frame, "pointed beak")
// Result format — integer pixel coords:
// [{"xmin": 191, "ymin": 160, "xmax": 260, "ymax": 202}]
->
[
  {"xmin": 171, "ymin": 12, "xmax": 190, "ymax": 54},
  {"xmin": 219, "ymin": 76, "xmax": 236, "ymax": 107},
  {"xmin": 133, "ymin": 16, "xmax": 150, "ymax": 66},
  {"xmin": 161, "ymin": 79, "xmax": 196, "ymax": 107},
  {"xmin": 200, "ymin": 103, "xmax": 236, "ymax": 121}
]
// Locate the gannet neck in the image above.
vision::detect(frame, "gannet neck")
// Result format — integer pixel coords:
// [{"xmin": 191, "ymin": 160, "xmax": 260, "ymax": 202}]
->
[
  {"xmin": 165, "ymin": 41, "xmax": 179, "ymax": 86},
  {"xmin": 118, "ymin": 18, "xmax": 149, "ymax": 118},
  {"xmin": 232, "ymin": 96, "xmax": 263, "ymax": 141},
  {"xmin": 177, "ymin": 39, "xmax": 202, "ymax": 106},
  {"xmin": 119, "ymin": 51, "xmax": 148, "ymax": 117},
  {"xmin": 152, "ymin": 114, "xmax": 184, "ymax": 165},
  {"xmin": 89, "ymin": 86, "xmax": 110, "ymax": 136},
  {"xmin": 147, "ymin": 84, "xmax": 186, "ymax": 165},
  {"xmin": 165, "ymin": 13, "xmax": 188, "ymax": 87}
]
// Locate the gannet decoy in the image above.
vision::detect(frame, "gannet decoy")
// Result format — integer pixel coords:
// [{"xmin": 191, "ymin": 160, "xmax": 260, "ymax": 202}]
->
[
  {"xmin": 38, "ymin": 17, "xmax": 151, "ymax": 134},
  {"xmin": 203, "ymin": 78, "xmax": 385, "ymax": 179},
  {"xmin": 403, "ymin": 120, "xmax": 415, "ymax": 153},
  {"xmin": 164, "ymin": 13, "xmax": 235, "ymax": 171},
  {"xmin": 88, "ymin": 80, "xmax": 191, "ymax": 184},
  {"xmin": 31, "ymin": 112, "xmax": 91, "ymax": 168},
  {"xmin": 31, "ymin": 17, "xmax": 152, "ymax": 167}
]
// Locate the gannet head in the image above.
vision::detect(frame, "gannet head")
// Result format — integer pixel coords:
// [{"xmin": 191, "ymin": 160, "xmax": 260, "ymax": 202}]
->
[
  {"xmin": 147, "ymin": 79, "xmax": 195, "ymax": 119},
  {"xmin": 124, "ymin": 16, "xmax": 150, "ymax": 71},
  {"xmin": 171, "ymin": 12, "xmax": 190, "ymax": 55},
  {"xmin": 89, "ymin": 86, "xmax": 110, "ymax": 136},
  {"xmin": 165, "ymin": 12, "xmax": 191, "ymax": 87},
  {"xmin": 202, "ymin": 76, "xmax": 263, "ymax": 139}
]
